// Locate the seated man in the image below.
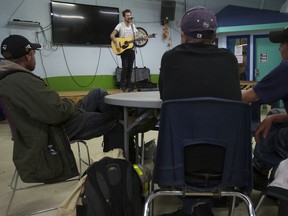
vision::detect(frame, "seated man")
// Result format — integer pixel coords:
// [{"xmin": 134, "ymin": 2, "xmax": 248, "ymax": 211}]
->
[
  {"xmin": 0, "ymin": 35, "xmax": 124, "ymax": 180},
  {"xmin": 158, "ymin": 6, "xmax": 241, "ymax": 216},
  {"xmin": 242, "ymin": 27, "xmax": 288, "ymax": 190}
]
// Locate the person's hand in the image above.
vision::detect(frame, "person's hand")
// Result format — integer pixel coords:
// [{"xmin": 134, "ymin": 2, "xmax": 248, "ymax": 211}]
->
[
  {"xmin": 255, "ymin": 116, "xmax": 273, "ymax": 143},
  {"xmin": 115, "ymin": 42, "xmax": 121, "ymax": 52}
]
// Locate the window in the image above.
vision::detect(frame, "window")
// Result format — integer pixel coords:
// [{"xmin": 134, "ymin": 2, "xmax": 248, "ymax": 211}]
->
[{"xmin": 227, "ymin": 35, "xmax": 250, "ymax": 80}]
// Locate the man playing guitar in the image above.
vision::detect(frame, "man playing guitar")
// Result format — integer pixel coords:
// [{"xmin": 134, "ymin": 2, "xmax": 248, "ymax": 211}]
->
[{"xmin": 110, "ymin": 9, "xmax": 147, "ymax": 92}]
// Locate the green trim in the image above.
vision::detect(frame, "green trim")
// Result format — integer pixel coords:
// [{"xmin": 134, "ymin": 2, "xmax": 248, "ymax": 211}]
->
[
  {"xmin": 150, "ymin": 74, "xmax": 159, "ymax": 84},
  {"xmin": 217, "ymin": 22, "xmax": 288, "ymax": 33},
  {"xmin": 44, "ymin": 74, "xmax": 159, "ymax": 91}
]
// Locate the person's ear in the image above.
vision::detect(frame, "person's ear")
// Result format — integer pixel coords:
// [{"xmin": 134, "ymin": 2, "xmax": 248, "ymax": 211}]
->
[
  {"xmin": 25, "ymin": 50, "xmax": 33, "ymax": 61},
  {"xmin": 181, "ymin": 32, "xmax": 187, "ymax": 43}
]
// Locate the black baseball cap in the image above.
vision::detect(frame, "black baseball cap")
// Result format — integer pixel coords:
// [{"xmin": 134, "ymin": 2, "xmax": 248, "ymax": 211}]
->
[
  {"xmin": 269, "ymin": 27, "xmax": 288, "ymax": 43},
  {"xmin": 1, "ymin": 35, "xmax": 41, "ymax": 59}
]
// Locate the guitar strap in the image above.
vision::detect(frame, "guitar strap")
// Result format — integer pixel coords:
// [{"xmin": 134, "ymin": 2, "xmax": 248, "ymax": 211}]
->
[{"xmin": 130, "ymin": 23, "xmax": 137, "ymax": 83}]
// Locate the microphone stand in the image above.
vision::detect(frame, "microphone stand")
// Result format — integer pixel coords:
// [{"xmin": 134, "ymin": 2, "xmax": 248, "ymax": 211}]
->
[{"xmin": 131, "ymin": 19, "xmax": 137, "ymax": 90}]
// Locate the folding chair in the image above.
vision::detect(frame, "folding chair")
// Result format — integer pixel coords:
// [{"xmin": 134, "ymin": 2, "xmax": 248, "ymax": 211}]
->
[
  {"xmin": 0, "ymin": 98, "xmax": 91, "ymax": 216},
  {"xmin": 254, "ymin": 155, "xmax": 287, "ymax": 214},
  {"xmin": 144, "ymin": 97, "xmax": 255, "ymax": 216}
]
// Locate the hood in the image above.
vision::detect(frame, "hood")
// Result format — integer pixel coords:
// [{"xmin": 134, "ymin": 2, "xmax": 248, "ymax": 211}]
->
[{"xmin": 0, "ymin": 59, "xmax": 32, "ymax": 80}]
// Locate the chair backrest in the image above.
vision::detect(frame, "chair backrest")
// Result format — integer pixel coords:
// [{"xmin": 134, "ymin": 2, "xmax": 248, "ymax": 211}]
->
[
  {"xmin": 153, "ymin": 97, "xmax": 252, "ymax": 192},
  {"xmin": 250, "ymin": 99, "xmax": 262, "ymax": 135}
]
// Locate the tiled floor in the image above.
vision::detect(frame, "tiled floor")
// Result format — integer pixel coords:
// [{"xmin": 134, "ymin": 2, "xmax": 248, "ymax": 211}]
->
[{"xmin": 0, "ymin": 120, "xmax": 279, "ymax": 216}]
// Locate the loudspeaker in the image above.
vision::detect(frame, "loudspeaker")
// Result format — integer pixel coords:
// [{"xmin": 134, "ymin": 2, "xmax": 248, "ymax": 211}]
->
[{"xmin": 160, "ymin": 0, "xmax": 176, "ymax": 23}]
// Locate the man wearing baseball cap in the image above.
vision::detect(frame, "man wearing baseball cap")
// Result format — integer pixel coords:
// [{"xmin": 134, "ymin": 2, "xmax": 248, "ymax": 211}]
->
[
  {"xmin": 242, "ymin": 27, "xmax": 288, "ymax": 191},
  {"xmin": 158, "ymin": 6, "xmax": 241, "ymax": 101},
  {"xmin": 157, "ymin": 6, "xmax": 241, "ymax": 216},
  {"xmin": 1, "ymin": 34, "xmax": 42, "ymax": 60},
  {"xmin": 0, "ymin": 35, "xmax": 124, "ymax": 182}
]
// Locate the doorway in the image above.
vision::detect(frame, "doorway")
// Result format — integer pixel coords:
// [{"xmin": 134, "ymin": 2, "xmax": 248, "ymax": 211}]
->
[{"xmin": 253, "ymin": 35, "xmax": 281, "ymax": 81}]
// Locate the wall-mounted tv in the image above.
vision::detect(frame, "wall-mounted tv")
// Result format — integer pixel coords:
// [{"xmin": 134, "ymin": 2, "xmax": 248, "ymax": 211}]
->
[{"xmin": 50, "ymin": 1, "xmax": 119, "ymax": 45}]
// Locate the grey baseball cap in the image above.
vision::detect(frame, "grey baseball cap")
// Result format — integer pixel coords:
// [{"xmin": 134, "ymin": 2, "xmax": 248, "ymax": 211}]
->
[{"xmin": 180, "ymin": 6, "xmax": 217, "ymax": 39}]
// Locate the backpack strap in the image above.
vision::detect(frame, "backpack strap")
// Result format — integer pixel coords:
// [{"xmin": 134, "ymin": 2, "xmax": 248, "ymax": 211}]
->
[{"xmin": 96, "ymin": 171, "xmax": 112, "ymax": 206}]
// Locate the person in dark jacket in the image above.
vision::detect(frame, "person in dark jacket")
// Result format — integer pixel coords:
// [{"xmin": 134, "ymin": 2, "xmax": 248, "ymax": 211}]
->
[
  {"xmin": 158, "ymin": 7, "xmax": 241, "ymax": 101},
  {"xmin": 0, "ymin": 35, "xmax": 124, "ymax": 181},
  {"xmin": 158, "ymin": 6, "xmax": 241, "ymax": 216}
]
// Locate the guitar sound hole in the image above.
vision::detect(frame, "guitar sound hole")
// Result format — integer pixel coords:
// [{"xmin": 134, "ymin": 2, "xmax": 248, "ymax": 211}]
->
[{"xmin": 122, "ymin": 41, "xmax": 129, "ymax": 49}]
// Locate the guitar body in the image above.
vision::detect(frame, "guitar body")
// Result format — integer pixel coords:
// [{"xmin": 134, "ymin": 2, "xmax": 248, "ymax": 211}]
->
[
  {"xmin": 111, "ymin": 34, "xmax": 156, "ymax": 55},
  {"xmin": 111, "ymin": 36, "xmax": 134, "ymax": 55}
]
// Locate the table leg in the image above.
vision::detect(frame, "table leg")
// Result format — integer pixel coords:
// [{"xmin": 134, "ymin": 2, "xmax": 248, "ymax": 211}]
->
[
  {"xmin": 123, "ymin": 108, "xmax": 154, "ymax": 160},
  {"xmin": 123, "ymin": 106, "xmax": 129, "ymax": 159}
]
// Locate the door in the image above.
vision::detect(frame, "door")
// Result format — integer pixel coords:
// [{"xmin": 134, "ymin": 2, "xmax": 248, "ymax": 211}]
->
[
  {"xmin": 254, "ymin": 35, "xmax": 283, "ymax": 108},
  {"xmin": 254, "ymin": 36, "xmax": 281, "ymax": 81}
]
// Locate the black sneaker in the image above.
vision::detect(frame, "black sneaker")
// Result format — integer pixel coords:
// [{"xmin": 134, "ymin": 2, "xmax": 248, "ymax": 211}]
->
[
  {"xmin": 192, "ymin": 203, "xmax": 214, "ymax": 216},
  {"xmin": 253, "ymin": 166, "xmax": 269, "ymax": 191},
  {"xmin": 127, "ymin": 87, "xmax": 134, "ymax": 92},
  {"xmin": 120, "ymin": 86, "xmax": 126, "ymax": 92}
]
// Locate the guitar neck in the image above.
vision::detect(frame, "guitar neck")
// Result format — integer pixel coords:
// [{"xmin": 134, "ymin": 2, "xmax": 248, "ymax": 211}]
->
[
  {"xmin": 135, "ymin": 35, "xmax": 153, "ymax": 42},
  {"xmin": 124, "ymin": 37, "xmax": 144, "ymax": 43}
]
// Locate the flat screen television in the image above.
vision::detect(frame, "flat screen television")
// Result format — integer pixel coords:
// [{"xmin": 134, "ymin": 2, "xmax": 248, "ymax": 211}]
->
[{"xmin": 50, "ymin": 1, "xmax": 119, "ymax": 45}]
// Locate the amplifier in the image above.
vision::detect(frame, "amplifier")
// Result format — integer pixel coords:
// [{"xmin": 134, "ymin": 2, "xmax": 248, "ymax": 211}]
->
[
  {"xmin": 115, "ymin": 67, "xmax": 151, "ymax": 84},
  {"xmin": 114, "ymin": 67, "xmax": 157, "ymax": 89}
]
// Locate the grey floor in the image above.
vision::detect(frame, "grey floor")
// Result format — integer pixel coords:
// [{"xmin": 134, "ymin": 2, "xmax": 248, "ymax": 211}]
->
[{"xmin": 0, "ymin": 120, "xmax": 279, "ymax": 216}]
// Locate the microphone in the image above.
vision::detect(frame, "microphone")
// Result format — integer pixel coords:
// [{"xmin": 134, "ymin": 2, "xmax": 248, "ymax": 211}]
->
[{"xmin": 129, "ymin": 17, "xmax": 134, "ymax": 20}]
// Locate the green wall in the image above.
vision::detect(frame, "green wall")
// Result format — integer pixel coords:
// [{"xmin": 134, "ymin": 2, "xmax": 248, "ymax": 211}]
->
[{"xmin": 45, "ymin": 74, "xmax": 159, "ymax": 91}]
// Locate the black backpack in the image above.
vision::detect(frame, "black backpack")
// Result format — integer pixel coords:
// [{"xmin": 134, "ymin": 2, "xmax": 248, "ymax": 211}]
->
[{"xmin": 76, "ymin": 157, "xmax": 144, "ymax": 216}]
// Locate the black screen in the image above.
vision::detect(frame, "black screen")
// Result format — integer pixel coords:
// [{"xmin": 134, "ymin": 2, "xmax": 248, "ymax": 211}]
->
[{"xmin": 50, "ymin": 1, "xmax": 119, "ymax": 45}]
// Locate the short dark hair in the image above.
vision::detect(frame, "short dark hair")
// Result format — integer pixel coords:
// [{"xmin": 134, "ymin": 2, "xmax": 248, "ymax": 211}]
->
[
  {"xmin": 186, "ymin": 31, "xmax": 216, "ymax": 44},
  {"xmin": 188, "ymin": 30, "xmax": 216, "ymax": 40},
  {"xmin": 122, "ymin": 9, "xmax": 131, "ymax": 17}
]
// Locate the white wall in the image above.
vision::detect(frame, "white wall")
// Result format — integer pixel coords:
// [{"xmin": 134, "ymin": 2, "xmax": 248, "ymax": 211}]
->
[
  {"xmin": 0, "ymin": 0, "xmax": 183, "ymax": 79},
  {"xmin": 0, "ymin": 0, "xmax": 285, "ymax": 79}
]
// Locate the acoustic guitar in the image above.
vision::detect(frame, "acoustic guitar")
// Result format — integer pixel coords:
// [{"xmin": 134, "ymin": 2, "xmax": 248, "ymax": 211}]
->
[{"xmin": 111, "ymin": 33, "xmax": 156, "ymax": 55}]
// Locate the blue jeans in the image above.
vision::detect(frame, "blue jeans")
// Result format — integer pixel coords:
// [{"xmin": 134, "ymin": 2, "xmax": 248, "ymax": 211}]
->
[
  {"xmin": 253, "ymin": 109, "xmax": 288, "ymax": 175},
  {"xmin": 65, "ymin": 88, "xmax": 124, "ymax": 150},
  {"xmin": 182, "ymin": 197, "xmax": 212, "ymax": 215}
]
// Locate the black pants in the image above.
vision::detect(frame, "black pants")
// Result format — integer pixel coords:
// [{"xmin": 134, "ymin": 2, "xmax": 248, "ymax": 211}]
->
[
  {"xmin": 278, "ymin": 199, "xmax": 288, "ymax": 216},
  {"xmin": 120, "ymin": 49, "xmax": 135, "ymax": 88}
]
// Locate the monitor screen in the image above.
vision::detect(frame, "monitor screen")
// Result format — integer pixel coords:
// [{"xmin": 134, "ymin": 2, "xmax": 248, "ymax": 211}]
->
[{"xmin": 50, "ymin": 1, "xmax": 119, "ymax": 45}]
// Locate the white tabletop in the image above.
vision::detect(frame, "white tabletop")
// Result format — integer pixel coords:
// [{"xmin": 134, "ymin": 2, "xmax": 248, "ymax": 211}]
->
[{"xmin": 105, "ymin": 91, "xmax": 162, "ymax": 108}]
